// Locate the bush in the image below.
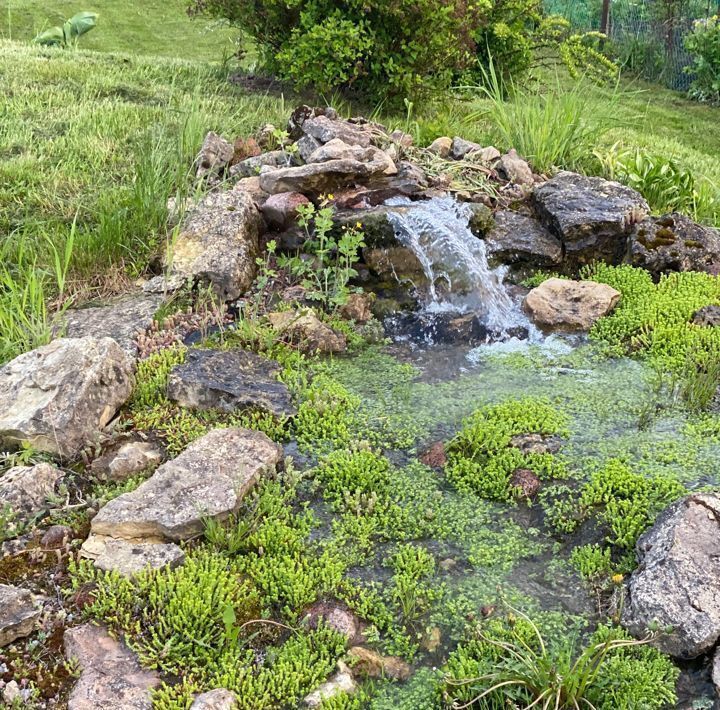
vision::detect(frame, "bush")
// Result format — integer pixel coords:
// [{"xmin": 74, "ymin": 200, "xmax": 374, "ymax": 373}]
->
[{"xmin": 685, "ymin": 15, "xmax": 720, "ymax": 104}]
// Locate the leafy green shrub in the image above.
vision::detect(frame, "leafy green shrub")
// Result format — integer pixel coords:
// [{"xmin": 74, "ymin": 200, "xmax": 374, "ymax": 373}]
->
[
  {"xmin": 34, "ymin": 11, "xmax": 98, "ymax": 48},
  {"xmin": 445, "ymin": 398, "xmax": 569, "ymax": 500},
  {"xmin": 685, "ymin": 15, "xmax": 720, "ymax": 104},
  {"xmin": 443, "ymin": 612, "xmax": 678, "ymax": 709}
]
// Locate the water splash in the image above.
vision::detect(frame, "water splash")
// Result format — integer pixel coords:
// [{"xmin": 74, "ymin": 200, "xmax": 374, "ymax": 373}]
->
[{"xmin": 385, "ymin": 196, "xmax": 533, "ymax": 336}]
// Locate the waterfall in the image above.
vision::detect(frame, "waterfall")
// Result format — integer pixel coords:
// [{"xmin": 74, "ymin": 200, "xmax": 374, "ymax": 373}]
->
[{"xmin": 385, "ymin": 196, "xmax": 531, "ymax": 335}]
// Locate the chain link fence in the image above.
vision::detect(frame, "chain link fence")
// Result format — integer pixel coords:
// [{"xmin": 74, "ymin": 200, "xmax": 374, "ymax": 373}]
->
[{"xmin": 544, "ymin": 0, "xmax": 720, "ymax": 89}]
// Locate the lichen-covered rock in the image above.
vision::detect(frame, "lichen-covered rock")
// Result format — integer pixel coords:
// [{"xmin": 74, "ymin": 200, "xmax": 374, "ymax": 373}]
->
[
  {"xmin": 0, "ymin": 463, "xmax": 63, "ymax": 522},
  {"xmin": 58, "ymin": 294, "xmax": 164, "ymax": 357},
  {"xmin": 630, "ymin": 212, "xmax": 720, "ymax": 276},
  {"xmin": 524, "ymin": 278, "xmax": 621, "ymax": 331},
  {"xmin": 196, "ymin": 131, "xmax": 234, "ymax": 180},
  {"xmin": 90, "ymin": 440, "xmax": 163, "ymax": 482},
  {"xmin": 167, "ymin": 348, "xmax": 295, "ymax": 417},
  {"xmin": 533, "ymin": 171, "xmax": 649, "ymax": 267},
  {"xmin": 80, "ymin": 536, "xmax": 185, "ymax": 577},
  {"xmin": 90, "ymin": 428, "xmax": 282, "ymax": 542},
  {"xmin": 622, "ymin": 494, "xmax": 720, "ymax": 659},
  {"xmin": 169, "ymin": 189, "xmax": 262, "ymax": 300},
  {"xmin": 485, "ymin": 210, "xmax": 563, "ymax": 268},
  {"xmin": 64, "ymin": 623, "xmax": 160, "ymax": 709},
  {"xmin": 267, "ymin": 310, "xmax": 347, "ymax": 354},
  {"xmin": 191, "ymin": 689, "xmax": 238, "ymax": 710},
  {"xmin": 0, "ymin": 584, "xmax": 44, "ymax": 647},
  {"xmin": 0, "ymin": 337, "xmax": 135, "ymax": 458},
  {"xmin": 304, "ymin": 661, "xmax": 356, "ymax": 708}
]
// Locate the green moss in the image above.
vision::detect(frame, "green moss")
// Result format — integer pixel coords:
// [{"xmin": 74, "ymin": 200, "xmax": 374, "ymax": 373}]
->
[
  {"xmin": 569, "ymin": 543, "xmax": 616, "ymax": 580},
  {"xmin": 445, "ymin": 398, "xmax": 569, "ymax": 501}
]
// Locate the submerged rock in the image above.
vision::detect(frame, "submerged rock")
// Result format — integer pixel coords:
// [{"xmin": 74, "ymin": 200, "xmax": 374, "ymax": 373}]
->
[
  {"xmin": 485, "ymin": 210, "xmax": 563, "ymax": 268},
  {"xmin": 167, "ymin": 348, "xmax": 295, "ymax": 417},
  {"xmin": 302, "ymin": 601, "xmax": 361, "ymax": 642},
  {"xmin": 190, "ymin": 689, "xmax": 238, "ymax": 710},
  {"xmin": 0, "ymin": 584, "xmax": 44, "ymax": 647},
  {"xmin": 170, "ymin": 189, "xmax": 262, "ymax": 300},
  {"xmin": 64, "ymin": 623, "xmax": 160, "ymax": 709},
  {"xmin": 90, "ymin": 428, "xmax": 282, "ymax": 543},
  {"xmin": 622, "ymin": 493, "xmax": 720, "ymax": 659},
  {"xmin": 532, "ymin": 171, "xmax": 648, "ymax": 267},
  {"xmin": 509, "ymin": 468, "xmax": 541, "ymax": 498},
  {"xmin": 524, "ymin": 278, "xmax": 621, "ymax": 331},
  {"xmin": 347, "ymin": 646, "xmax": 411, "ymax": 680},
  {"xmin": 630, "ymin": 212, "xmax": 720, "ymax": 276},
  {"xmin": 59, "ymin": 294, "xmax": 164, "ymax": 357},
  {"xmin": 267, "ymin": 310, "xmax": 347, "ymax": 354},
  {"xmin": 0, "ymin": 463, "xmax": 63, "ymax": 523},
  {"xmin": 420, "ymin": 441, "xmax": 447, "ymax": 468},
  {"xmin": 0, "ymin": 337, "xmax": 135, "ymax": 458}
]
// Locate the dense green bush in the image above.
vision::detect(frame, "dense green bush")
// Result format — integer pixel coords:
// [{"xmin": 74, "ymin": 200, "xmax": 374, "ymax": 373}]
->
[{"xmin": 685, "ymin": 15, "xmax": 720, "ymax": 104}]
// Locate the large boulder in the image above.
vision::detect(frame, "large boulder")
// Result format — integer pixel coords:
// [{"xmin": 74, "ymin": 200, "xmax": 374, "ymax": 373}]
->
[
  {"xmin": 64, "ymin": 623, "xmax": 160, "ymax": 710},
  {"xmin": 630, "ymin": 212, "xmax": 720, "ymax": 276},
  {"xmin": 524, "ymin": 278, "xmax": 621, "ymax": 331},
  {"xmin": 167, "ymin": 348, "xmax": 295, "ymax": 417},
  {"xmin": 0, "ymin": 337, "xmax": 135, "ymax": 458},
  {"xmin": 0, "ymin": 584, "xmax": 44, "ymax": 647},
  {"xmin": 90, "ymin": 428, "xmax": 282, "ymax": 543},
  {"xmin": 0, "ymin": 463, "xmax": 64, "ymax": 523},
  {"xmin": 58, "ymin": 294, "xmax": 164, "ymax": 357},
  {"xmin": 622, "ymin": 494, "xmax": 720, "ymax": 659},
  {"xmin": 169, "ymin": 189, "xmax": 262, "ymax": 300},
  {"xmin": 484, "ymin": 210, "xmax": 563, "ymax": 269},
  {"xmin": 532, "ymin": 172, "xmax": 649, "ymax": 267}
]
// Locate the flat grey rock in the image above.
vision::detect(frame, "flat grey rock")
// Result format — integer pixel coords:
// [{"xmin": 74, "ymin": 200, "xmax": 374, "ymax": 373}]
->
[
  {"xmin": 0, "ymin": 584, "xmax": 44, "ymax": 647},
  {"xmin": 90, "ymin": 427, "xmax": 282, "ymax": 542},
  {"xmin": 90, "ymin": 440, "xmax": 163, "ymax": 482},
  {"xmin": 0, "ymin": 337, "xmax": 135, "ymax": 458},
  {"xmin": 622, "ymin": 494, "xmax": 720, "ymax": 659},
  {"xmin": 167, "ymin": 348, "xmax": 295, "ymax": 417},
  {"xmin": 191, "ymin": 689, "xmax": 238, "ymax": 709},
  {"xmin": 64, "ymin": 623, "xmax": 160, "ymax": 709},
  {"xmin": 80, "ymin": 535, "xmax": 185, "ymax": 577}
]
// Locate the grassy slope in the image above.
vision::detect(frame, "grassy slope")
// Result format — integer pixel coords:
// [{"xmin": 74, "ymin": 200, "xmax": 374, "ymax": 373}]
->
[{"xmin": 1, "ymin": 0, "xmax": 239, "ymax": 60}]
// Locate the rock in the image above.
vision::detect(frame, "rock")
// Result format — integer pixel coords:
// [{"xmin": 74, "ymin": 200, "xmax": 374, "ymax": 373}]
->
[
  {"xmin": 485, "ymin": 211, "xmax": 563, "ymax": 268},
  {"xmin": 347, "ymin": 646, "xmax": 411, "ymax": 681},
  {"xmin": 0, "ymin": 337, "xmax": 135, "ymax": 458},
  {"xmin": 90, "ymin": 428, "xmax": 282, "ymax": 542},
  {"xmin": 91, "ymin": 440, "xmax": 163, "ymax": 482},
  {"xmin": 451, "ymin": 137, "xmax": 482, "ymax": 160},
  {"xmin": 81, "ymin": 536, "xmax": 185, "ymax": 576},
  {"xmin": 141, "ymin": 274, "xmax": 186, "ymax": 295},
  {"xmin": 308, "ymin": 139, "xmax": 396, "ymax": 176},
  {"xmin": 255, "ymin": 123, "xmax": 278, "ymax": 151},
  {"xmin": 0, "ymin": 463, "xmax": 63, "ymax": 522},
  {"xmin": 497, "ymin": 149, "xmax": 534, "ymax": 186},
  {"xmin": 389, "ymin": 130, "xmax": 413, "ymax": 148},
  {"xmin": 59, "ymin": 294, "xmax": 164, "ymax": 357},
  {"xmin": 64, "ymin": 623, "xmax": 160, "ymax": 709},
  {"xmin": 509, "ymin": 468, "xmax": 541, "ymax": 498},
  {"xmin": 304, "ymin": 661, "xmax": 356, "ymax": 707},
  {"xmin": 301, "ymin": 115, "xmax": 373, "ymax": 148},
  {"xmin": 196, "ymin": 132, "xmax": 234, "ymax": 180},
  {"xmin": 41, "ymin": 525, "xmax": 72, "ymax": 549},
  {"xmin": 713, "ymin": 647, "xmax": 720, "ymax": 696},
  {"xmin": 191, "ymin": 689, "xmax": 238, "ymax": 710},
  {"xmin": 2, "ymin": 680, "xmax": 21, "ymax": 705},
  {"xmin": 524, "ymin": 278, "xmax": 621, "ymax": 331},
  {"xmin": 231, "ymin": 176, "xmax": 268, "ymax": 203},
  {"xmin": 167, "ymin": 348, "xmax": 295, "ymax": 417},
  {"xmin": 296, "ymin": 135, "xmax": 322, "ymax": 162},
  {"xmin": 420, "ymin": 441, "xmax": 447, "ymax": 468},
  {"xmin": 510, "ymin": 433, "xmax": 562, "ymax": 455},
  {"xmin": 622, "ymin": 494, "xmax": 720, "ymax": 659},
  {"xmin": 363, "ymin": 247, "xmax": 426, "ymax": 282},
  {"xmin": 630, "ymin": 213, "xmax": 720, "ymax": 276},
  {"xmin": 229, "ymin": 151, "xmax": 289, "ymax": 180},
  {"xmin": 466, "ymin": 203, "xmax": 495, "ymax": 236},
  {"xmin": 267, "ymin": 310, "xmax": 347, "ymax": 354},
  {"xmin": 427, "ymin": 137, "xmax": 452, "ymax": 158},
  {"xmin": 339, "ymin": 293, "xmax": 373, "ymax": 324},
  {"xmin": 532, "ymin": 171, "xmax": 649, "ymax": 267},
  {"xmin": 693, "ymin": 305, "xmax": 720, "ymax": 327},
  {"xmin": 332, "ymin": 162, "xmax": 428, "ymax": 210},
  {"xmin": 169, "ymin": 190, "xmax": 262, "ymax": 301},
  {"xmin": 303, "ymin": 601, "xmax": 361, "ymax": 641},
  {"xmin": 470, "ymin": 146, "xmax": 501, "ymax": 163},
  {"xmin": 260, "ymin": 192, "xmax": 311, "ymax": 230},
  {"xmin": 0, "ymin": 584, "xmax": 44, "ymax": 647}
]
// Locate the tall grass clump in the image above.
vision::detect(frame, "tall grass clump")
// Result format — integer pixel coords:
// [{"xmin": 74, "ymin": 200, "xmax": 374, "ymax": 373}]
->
[{"xmin": 471, "ymin": 64, "xmax": 622, "ymax": 173}]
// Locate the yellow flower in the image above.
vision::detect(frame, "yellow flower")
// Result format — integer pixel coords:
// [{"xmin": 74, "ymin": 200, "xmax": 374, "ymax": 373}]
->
[
  {"xmin": 356, "ymin": 222, "xmax": 363, "ymax": 228},
  {"xmin": 327, "ymin": 193, "xmax": 335, "ymax": 200},
  {"xmin": 611, "ymin": 573, "xmax": 624, "ymax": 585}
]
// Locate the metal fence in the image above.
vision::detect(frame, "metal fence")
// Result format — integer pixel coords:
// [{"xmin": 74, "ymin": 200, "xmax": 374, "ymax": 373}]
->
[{"xmin": 544, "ymin": 0, "xmax": 720, "ymax": 90}]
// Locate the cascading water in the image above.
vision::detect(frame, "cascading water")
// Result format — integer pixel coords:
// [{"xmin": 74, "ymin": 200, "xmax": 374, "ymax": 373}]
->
[{"xmin": 385, "ymin": 196, "xmax": 536, "ymax": 340}]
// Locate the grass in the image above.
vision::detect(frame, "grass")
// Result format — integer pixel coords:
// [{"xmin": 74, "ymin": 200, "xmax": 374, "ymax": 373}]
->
[{"xmin": 1, "ymin": 0, "xmax": 239, "ymax": 61}]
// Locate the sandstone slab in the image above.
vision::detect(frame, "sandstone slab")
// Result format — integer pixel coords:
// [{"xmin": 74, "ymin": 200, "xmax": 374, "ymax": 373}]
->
[
  {"xmin": 622, "ymin": 494, "xmax": 720, "ymax": 659},
  {"xmin": 91, "ymin": 428, "xmax": 282, "ymax": 542},
  {"xmin": 167, "ymin": 348, "xmax": 295, "ymax": 417},
  {"xmin": 524, "ymin": 278, "xmax": 621, "ymax": 331},
  {"xmin": 0, "ymin": 584, "xmax": 44, "ymax": 647},
  {"xmin": 170, "ymin": 190, "xmax": 262, "ymax": 300},
  {"xmin": 64, "ymin": 623, "xmax": 160, "ymax": 709},
  {"xmin": 0, "ymin": 337, "xmax": 135, "ymax": 458}
]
